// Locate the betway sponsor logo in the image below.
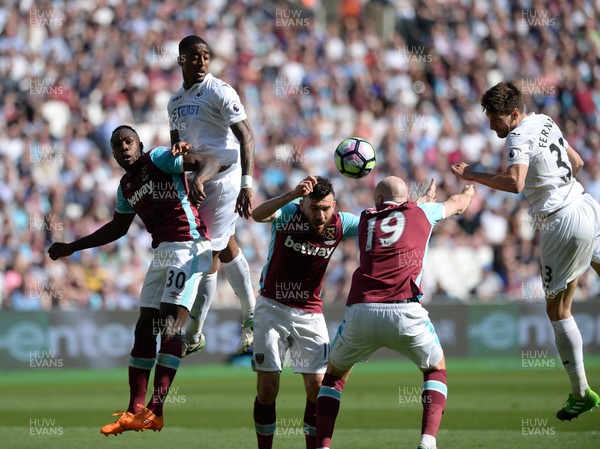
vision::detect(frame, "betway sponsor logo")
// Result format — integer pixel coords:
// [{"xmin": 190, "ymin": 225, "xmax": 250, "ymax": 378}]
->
[
  {"xmin": 128, "ymin": 181, "xmax": 153, "ymax": 207},
  {"xmin": 284, "ymin": 235, "xmax": 334, "ymax": 258}
]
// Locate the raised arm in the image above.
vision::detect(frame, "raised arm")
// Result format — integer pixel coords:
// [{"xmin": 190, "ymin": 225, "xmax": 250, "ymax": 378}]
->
[
  {"xmin": 416, "ymin": 178, "xmax": 436, "ymax": 203},
  {"xmin": 231, "ymin": 119, "xmax": 255, "ymax": 219},
  {"xmin": 451, "ymin": 162, "xmax": 527, "ymax": 194},
  {"xmin": 48, "ymin": 211, "xmax": 136, "ymax": 260},
  {"xmin": 252, "ymin": 176, "xmax": 316, "ymax": 222},
  {"xmin": 442, "ymin": 185, "xmax": 475, "ymax": 217}
]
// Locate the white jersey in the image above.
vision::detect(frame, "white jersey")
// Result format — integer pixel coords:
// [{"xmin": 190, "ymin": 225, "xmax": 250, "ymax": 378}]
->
[
  {"xmin": 167, "ymin": 73, "xmax": 247, "ymax": 166},
  {"xmin": 506, "ymin": 112, "xmax": 584, "ymax": 215}
]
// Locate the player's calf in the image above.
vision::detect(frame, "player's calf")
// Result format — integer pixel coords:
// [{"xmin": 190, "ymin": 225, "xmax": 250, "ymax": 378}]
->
[
  {"xmin": 316, "ymin": 373, "xmax": 346, "ymax": 449},
  {"xmin": 419, "ymin": 369, "xmax": 447, "ymax": 449},
  {"xmin": 254, "ymin": 398, "xmax": 276, "ymax": 449}
]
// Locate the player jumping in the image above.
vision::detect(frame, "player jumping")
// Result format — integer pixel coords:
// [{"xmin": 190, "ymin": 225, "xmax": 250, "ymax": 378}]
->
[
  {"xmin": 452, "ymin": 81, "xmax": 600, "ymax": 421},
  {"xmin": 169, "ymin": 35, "xmax": 256, "ymax": 355},
  {"xmin": 48, "ymin": 126, "xmax": 219, "ymax": 435}
]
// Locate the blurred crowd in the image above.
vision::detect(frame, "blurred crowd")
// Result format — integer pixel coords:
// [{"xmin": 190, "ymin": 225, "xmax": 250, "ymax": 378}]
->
[{"xmin": 1, "ymin": 0, "xmax": 599, "ymax": 310}]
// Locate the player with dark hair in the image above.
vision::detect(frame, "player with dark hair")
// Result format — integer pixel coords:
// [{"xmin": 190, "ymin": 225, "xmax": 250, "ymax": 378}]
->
[
  {"xmin": 315, "ymin": 177, "xmax": 474, "ymax": 449},
  {"xmin": 48, "ymin": 126, "xmax": 219, "ymax": 435},
  {"xmin": 169, "ymin": 34, "xmax": 256, "ymax": 355},
  {"xmin": 452, "ymin": 81, "xmax": 600, "ymax": 421},
  {"xmin": 250, "ymin": 176, "xmax": 359, "ymax": 449}
]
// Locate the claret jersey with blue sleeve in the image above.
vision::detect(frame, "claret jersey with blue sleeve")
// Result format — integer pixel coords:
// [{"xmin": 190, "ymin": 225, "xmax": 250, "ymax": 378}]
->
[
  {"xmin": 346, "ymin": 201, "xmax": 444, "ymax": 305},
  {"xmin": 258, "ymin": 203, "xmax": 359, "ymax": 313},
  {"xmin": 116, "ymin": 147, "xmax": 209, "ymax": 248}
]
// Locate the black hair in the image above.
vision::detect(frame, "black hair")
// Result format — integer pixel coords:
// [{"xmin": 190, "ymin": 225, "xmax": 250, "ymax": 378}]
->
[
  {"xmin": 111, "ymin": 125, "xmax": 138, "ymax": 136},
  {"xmin": 481, "ymin": 82, "xmax": 523, "ymax": 116},
  {"xmin": 110, "ymin": 125, "xmax": 143, "ymax": 152},
  {"xmin": 179, "ymin": 35, "xmax": 211, "ymax": 55},
  {"xmin": 307, "ymin": 176, "xmax": 334, "ymax": 201}
]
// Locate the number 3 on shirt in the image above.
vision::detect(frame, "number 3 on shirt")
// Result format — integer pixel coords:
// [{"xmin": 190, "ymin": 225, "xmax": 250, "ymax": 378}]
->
[{"xmin": 365, "ymin": 211, "xmax": 406, "ymax": 251}]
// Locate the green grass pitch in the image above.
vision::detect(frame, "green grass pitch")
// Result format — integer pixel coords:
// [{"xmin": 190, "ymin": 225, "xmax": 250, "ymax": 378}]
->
[{"xmin": 1, "ymin": 357, "xmax": 599, "ymax": 449}]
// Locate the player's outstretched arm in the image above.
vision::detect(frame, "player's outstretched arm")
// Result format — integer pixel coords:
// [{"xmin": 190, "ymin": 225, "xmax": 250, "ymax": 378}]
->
[
  {"xmin": 442, "ymin": 185, "xmax": 475, "ymax": 217},
  {"xmin": 231, "ymin": 119, "xmax": 255, "ymax": 219},
  {"xmin": 252, "ymin": 176, "xmax": 317, "ymax": 222},
  {"xmin": 47, "ymin": 212, "xmax": 136, "ymax": 260},
  {"xmin": 451, "ymin": 162, "xmax": 526, "ymax": 193},
  {"xmin": 183, "ymin": 154, "xmax": 220, "ymax": 206},
  {"xmin": 416, "ymin": 178, "xmax": 436, "ymax": 203}
]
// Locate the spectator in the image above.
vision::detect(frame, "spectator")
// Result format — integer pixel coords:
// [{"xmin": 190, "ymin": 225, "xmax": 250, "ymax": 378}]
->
[{"xmin": 1, "ymin": 0, "xmax": 599, "ymax": 309}]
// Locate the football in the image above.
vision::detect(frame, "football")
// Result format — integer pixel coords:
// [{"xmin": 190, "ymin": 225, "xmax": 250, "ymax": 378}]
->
[{"xmin": 334, "ymin": 137, "xmax": 376, "ymax": 179}]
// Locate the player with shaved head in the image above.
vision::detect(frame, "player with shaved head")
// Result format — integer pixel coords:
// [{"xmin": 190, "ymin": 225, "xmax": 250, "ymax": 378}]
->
[
  {"xmin": 374, "ymin": 175, "xmax": 409, "ymax": 204},
  {"xmin": 250, "ymin": 175, "xmax": 436, "ymax": 449},
  {"xmin": 315, "ymin": 177, "xmax": 474, "ymax": 449}
]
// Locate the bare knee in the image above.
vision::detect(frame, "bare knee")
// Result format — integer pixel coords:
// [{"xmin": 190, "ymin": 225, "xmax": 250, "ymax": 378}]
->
[
  {"xmin": 545, "ymin": 290, "xmax": 571, "ymax": 321},
  {"xmin": 422, "ymin": 355, "xmax": 446, "ymax": 374},
  {"xmin": 546, "ymin": 299, "xmax": 572, "ymax": 321},
  {"xmin": 545, "ymin": 279, "xmax": 577, "ymax": 321},
  {"xmin": 218, "ymin": 237, "xmax": 239, "ymax": 263},
  {"xmin": 209, "ymin": 251, "xmax": 220, "ymax": 273},
  {"xmin": 257, "ymin": 372, "xmax": 280, "ymax": 404},
  {"xmin": 303, "ymin": 374, "xmax": 323, "ymax": 402}
]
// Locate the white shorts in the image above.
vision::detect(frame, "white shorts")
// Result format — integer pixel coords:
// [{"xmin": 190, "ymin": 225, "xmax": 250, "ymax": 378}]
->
[
  {"xmin": 252, "ymin": 296, "xmax": 329, "ymax": 374},
  {"xmin": 196, "ymin": 164, "xmax": 241, "ymax": 251},
  {"xmin": 539, "ymin": 193, "xmax": 600, "ymax": 295},
  {"xmin": 140, "ymin": 239, "xmax": 212, "ymax": 310},
  {"xmin": 329, "ymin": 302, "xmax": 444, "ymax": 372}
]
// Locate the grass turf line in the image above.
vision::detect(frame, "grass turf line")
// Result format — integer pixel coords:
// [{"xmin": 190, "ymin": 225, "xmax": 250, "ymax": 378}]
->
[{"xmin": 1, "ymin": 357, "xmax": 599, "ymax": 448}]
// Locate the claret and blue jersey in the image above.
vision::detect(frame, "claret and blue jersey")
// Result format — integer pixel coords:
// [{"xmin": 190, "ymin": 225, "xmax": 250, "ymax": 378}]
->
[
  {"xmin": 258, "ymin": 202, "xmax": 359, "ymax": 313},
  {"xmin": 346, "ymin": 201, "xmax": 444, "ymax": 306},
  {"xmin": 115, "ymin": 147, "xmax": 209, "ymax": 248}
]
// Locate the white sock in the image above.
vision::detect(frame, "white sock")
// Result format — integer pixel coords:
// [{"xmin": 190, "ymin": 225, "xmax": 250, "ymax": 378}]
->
[
  {"xmin": 222, "ymin": 250, "xmax": 255, "ymax": 321},
  {"xmin": 419, "ymin": 434, "xmax": 436, "ymax": 449},
  {"xmin": 552, "ymin": 316, "xmax": 589, "ymax": 397},
  {"xmin": 184, "ymin": 272, "xmax": 218, "ymax": 343}
]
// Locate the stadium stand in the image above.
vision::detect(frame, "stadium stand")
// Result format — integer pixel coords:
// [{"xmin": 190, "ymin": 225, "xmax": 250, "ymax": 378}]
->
[{"xmin": 1, "ymin": 0, "xmax": 599, "ymax": 309}]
